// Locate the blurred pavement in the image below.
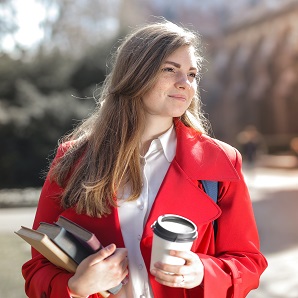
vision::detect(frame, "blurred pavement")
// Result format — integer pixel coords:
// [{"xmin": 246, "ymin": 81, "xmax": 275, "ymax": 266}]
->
[
  {"xmin": 0, "ymin": 207, "xmax": 36, "ymax": 233},
  {"xmin": 0, "ymin": 157, "xmax": 297, "ymax": 297},
  {"xmin": 245, "ymin": 164, "xmax": 298, "ymax": 298}
]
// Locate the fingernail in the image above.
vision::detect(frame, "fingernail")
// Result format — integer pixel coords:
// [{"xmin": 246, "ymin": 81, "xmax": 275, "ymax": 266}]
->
[
  {"xmin": 121, "ymin": 276, "xmax": 129, "ymax": 285},
  {"xmin": 106, "ymin": 244, "xmax": 114, "ymax": 251},
  {"xmin": 150, "ymin": 269, "xmax": 156, "ymax": 275},
  {"xmin": 154, "ymin": 262, "xmax": 161, "ymax": 267}
]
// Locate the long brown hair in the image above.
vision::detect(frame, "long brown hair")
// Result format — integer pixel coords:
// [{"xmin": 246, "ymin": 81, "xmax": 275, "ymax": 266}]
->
[{"xmin": 50, "ymin": 20, "xmax": 208, "ymax": 217}]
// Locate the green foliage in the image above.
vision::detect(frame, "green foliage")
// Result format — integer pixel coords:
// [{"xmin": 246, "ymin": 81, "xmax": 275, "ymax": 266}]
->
[
  {"xmin": 24, "ymin": 49, "xmax": 74, "ymax": 94},
  {"xmin": 69, "ymin": 41, "xmax": 116, "ymax": 95},
  {"xmin": 0, "ymin": 79, "xmax": 94, "ymax": 188},
  {"xmin": 0, "ymin": 43, "xmax": 114, "ymax": 188}
]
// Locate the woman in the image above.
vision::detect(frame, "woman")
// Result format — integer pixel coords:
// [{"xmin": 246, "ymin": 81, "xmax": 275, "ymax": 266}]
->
[{"xmin": 22, "ymin": 20, "xmax": 267, "ymax": 298}]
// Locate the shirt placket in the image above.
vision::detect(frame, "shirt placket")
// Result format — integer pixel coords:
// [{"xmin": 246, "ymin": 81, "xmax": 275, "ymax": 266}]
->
[{"xmin": 136, "ymin": 156, "xmax": 150, "ymax": 297}]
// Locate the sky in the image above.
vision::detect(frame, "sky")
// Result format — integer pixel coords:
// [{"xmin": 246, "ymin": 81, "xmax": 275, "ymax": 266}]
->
[
  {"xmin": 1, "ymin": 0, "xmax": 57, "ymax": 52},
  {"xmin": 2, "ymin": 0, "xmax": 292, "ymax": 54}
]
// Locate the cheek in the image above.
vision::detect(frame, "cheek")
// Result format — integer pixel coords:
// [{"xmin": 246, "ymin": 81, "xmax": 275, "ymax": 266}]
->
[
  {"xmin": 142, "ymin": 90, "xmax": 161, "ymax": 111},
  {"xmin": 191, "ymin": 83, "xmax": 197, "ymax": 97}
]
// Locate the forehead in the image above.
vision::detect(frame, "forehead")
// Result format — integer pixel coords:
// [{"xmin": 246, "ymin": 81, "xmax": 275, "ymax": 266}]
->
[{"xmin": 164, "ymin": 46, "xmax": 198, "ymax": 66}]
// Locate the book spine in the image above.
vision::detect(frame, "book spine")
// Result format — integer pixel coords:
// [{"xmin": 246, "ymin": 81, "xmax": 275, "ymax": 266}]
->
[
  {"xmin": 74, "ymin": 234, "xmax": 103, "ymax": 253},
  {"xmin": 53, "ymin": 228, "xmax": 90, "ymax": 264}
]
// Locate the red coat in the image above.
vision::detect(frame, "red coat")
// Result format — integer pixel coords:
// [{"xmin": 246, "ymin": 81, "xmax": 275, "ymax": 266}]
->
[{"xmin": 22, "ymin": 120, "xmax": 267, "ymax": 297}]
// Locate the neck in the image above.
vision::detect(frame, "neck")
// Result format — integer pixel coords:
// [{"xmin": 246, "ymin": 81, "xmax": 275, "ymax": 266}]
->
[{"xmin": 140, "ymin": 115, "xmax": 173, "ymax": 155}]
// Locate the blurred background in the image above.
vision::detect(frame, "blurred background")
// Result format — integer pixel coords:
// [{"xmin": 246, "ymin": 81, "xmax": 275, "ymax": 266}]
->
[{"xmin": 0, "ymin": 0, "xmax": 297, "ymax": 297}]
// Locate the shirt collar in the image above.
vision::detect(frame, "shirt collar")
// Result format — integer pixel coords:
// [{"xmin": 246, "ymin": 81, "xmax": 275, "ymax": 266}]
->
[{"xmin": 157, "ymin": 125, "xmax": 177, "ymax": 162}]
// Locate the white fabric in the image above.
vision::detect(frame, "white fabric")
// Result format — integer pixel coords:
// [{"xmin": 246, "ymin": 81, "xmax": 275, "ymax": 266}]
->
[{"xmin": 116, "ymin": 125, "xmax": 176, "ymax": 298}]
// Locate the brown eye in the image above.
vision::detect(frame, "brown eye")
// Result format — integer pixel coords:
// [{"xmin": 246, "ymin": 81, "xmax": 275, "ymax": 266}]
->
[{"xmin": 162, "ymin": 67, "xmax": 175, "ymax": 73}]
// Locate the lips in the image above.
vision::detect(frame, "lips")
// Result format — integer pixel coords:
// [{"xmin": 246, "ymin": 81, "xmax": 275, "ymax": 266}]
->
[{"xmin": 169, "ymin": 94, "xmax": 187, "ymax": 101}]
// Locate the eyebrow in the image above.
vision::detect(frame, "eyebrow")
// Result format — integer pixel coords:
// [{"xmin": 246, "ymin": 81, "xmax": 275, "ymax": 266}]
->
[{"xmin": 164, "ymin": 60, "xmax": 197, "ymax": 71}]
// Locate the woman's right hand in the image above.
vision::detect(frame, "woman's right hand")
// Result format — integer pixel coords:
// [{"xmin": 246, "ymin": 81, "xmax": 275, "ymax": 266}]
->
[{"xmin": 68, "ymin": 244, "xmax": 128, "ymax": 297}]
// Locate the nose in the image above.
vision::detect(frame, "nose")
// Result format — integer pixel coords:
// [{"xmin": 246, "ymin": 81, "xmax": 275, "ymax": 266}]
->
[{"xmin": 174, "ymin": 73, "xmax": 191, "ymax": 89}]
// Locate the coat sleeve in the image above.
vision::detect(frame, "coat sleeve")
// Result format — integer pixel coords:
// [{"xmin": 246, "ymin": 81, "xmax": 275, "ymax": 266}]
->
[
  {"xmin": 21, "ymin": 143, "xmax": 100, "ymax": 298},
  {"xmin": 194, "ymin": 147, "xmax": 267, "ymax": 297}
]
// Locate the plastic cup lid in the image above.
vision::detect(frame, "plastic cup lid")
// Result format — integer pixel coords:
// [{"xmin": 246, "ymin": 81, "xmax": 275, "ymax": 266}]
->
[{"xmin": 151, "ymin": 214, "xmax": 198, "ymax": 243}]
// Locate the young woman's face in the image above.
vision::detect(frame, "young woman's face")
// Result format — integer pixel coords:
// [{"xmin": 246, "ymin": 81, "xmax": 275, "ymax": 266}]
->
[{"xmin": 142, "ymin": 45, "xmax": 198, "ymax": 121}]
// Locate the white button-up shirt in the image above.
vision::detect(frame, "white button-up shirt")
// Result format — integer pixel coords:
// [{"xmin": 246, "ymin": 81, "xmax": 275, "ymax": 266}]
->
[{"xmin": 116, "ymin": 125, "xmax": 177, "ymax": 298}]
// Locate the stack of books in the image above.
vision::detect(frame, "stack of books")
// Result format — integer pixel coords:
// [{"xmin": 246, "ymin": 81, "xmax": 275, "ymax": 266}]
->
[{"xmin": 15, "ymin": 216, "xmax": 123, "ymax": 297}]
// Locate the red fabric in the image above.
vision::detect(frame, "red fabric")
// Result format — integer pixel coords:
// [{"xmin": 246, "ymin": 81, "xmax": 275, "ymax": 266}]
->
[{"xmin": 22, "ymin": 121, "xmax": 267, "ymax": 297}]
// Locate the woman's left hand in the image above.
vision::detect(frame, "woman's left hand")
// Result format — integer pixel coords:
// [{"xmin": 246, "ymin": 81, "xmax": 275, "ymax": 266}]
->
[{"xmin": 150, "ymin": 250, "xmax": 204, "ymax": 289}]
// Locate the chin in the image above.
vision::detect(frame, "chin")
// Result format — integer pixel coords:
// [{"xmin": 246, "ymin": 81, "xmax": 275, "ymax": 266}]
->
[{"xmin": 172, "ymin": 111, "xmax": 186, "ymax": 118}]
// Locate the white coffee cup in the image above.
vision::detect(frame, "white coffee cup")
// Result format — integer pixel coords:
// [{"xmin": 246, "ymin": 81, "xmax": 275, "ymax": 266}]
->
[{"xmin": 150, "ymin": 214, "xmax": 198, "ymax": 272}]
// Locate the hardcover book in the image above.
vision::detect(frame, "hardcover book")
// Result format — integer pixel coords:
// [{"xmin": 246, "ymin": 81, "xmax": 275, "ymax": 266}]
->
[
  {"xmin": 37, "ymin": 222, "xmax": 91, "ymax": 264},
  {"xmin": 15, "ymin": 217, "xmax": 124, "ymax": 297},
  {"xmin": 54, "ymin": 216, "xmax": 122, "ymax": 295},
  {"xmin": 15, "ymin": 226, "xmax": 77, "ymax": 273},
  {"xmin": 15, "ymin": 225, "xmax": 110, "ymax": 297},
  {"xmin": 55, "ymin": 216, "xmax": 102, "ymax": 253}
]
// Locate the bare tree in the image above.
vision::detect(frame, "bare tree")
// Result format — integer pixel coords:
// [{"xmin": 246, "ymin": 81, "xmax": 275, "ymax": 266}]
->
[
  {"xmin": 37, "ymin": 0, "xmax": 121, "ymax": 57},
  {"xmin": 0, "ymin": 0, "xmax": 123, "ymax": 56},
  {"xmin": 0, "ymin": 1, "xmax": 18, "ymax": 51}
]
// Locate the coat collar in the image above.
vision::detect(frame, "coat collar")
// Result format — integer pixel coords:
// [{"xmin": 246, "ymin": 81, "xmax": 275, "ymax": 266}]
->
[
  {"xmin": 142, "ymin": 120, "xmax": 240, "ymax": 239},
  {"xmin": 174, "ymin": 119, "xmax": 240, "ymax": 182}
]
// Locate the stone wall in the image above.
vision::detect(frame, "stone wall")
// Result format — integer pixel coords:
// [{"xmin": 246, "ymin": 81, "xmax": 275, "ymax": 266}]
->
[{"xmin": 205, "ymin": 2, "xmax": 298, "ymax": 150}]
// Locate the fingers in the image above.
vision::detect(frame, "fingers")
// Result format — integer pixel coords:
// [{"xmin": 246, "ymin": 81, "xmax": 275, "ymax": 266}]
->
[
  {"xmin": 104, "ymin": 247, "xmax": 129, "ymax": 282},
  {"xmin": 150, "ymin": 268, "xmax": 189, "ymax": 288},
  {"xmin": 69, "ymin": 244, "xmax": 129, "ymax": 297},
  {"xmin": 89, "ymin": 243, "xmax": 117, "ymax": 266},
  {"xmin": 116, "ymin": 249, "xmax": 129, "ymax": 276},
  {"xmin": 169, "ymin": 250, "xmax": 194, "ymax": 265},
  {"xmin": 150, "ymin": 250, "xmax": 204, "ymax": 289},
  {"xmin": 155, "ymin": 250, "xmax": 194, "ymax": 275},
  {"xmin": 103, "ymin": 246, "xmax": 129, "ymax": 275}
]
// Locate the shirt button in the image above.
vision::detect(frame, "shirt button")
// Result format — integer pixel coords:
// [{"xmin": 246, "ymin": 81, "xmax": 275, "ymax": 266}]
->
[
  {"xmin": 137, "ymin": 235, "xmax": 142, "ymax": 240},
  {"xmin": 139, "ymin": 204, "xmax": 144, "ymax": 210},
  {"xmin": 138, "ymin": 264, "xmax": 143, "ymax": 270}
]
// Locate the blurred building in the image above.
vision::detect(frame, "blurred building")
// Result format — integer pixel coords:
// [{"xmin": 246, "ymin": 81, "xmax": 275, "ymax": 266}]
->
[
  {"xmin": 131, "ymin": 0, "xmax": 298, "ymax": 152},
  {"xmin": 209, "ymin": 0, "xmax": 298, "ymax": 151}
]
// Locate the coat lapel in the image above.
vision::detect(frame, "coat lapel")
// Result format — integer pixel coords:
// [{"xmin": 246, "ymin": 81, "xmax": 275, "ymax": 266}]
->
[
  {"xmin": 142, "ymin": 121, "xmax": 241, "ymax": 262},
  {"xmin": 174, "ymin": 119, "xmax": 240, "ymax": 181},
  {"xmin": 144, "ymin": 159, "xmax": 221, "ymax": 238},
  {"xmin": 144, "ymin": 121, "xmax": 240, "ymax": 235}
]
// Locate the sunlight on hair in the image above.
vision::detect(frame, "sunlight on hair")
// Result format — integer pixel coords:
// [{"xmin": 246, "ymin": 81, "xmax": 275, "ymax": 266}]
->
[{"xmin": 185, "ymin": 110, "xmax": 205, "ymax": 132}]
